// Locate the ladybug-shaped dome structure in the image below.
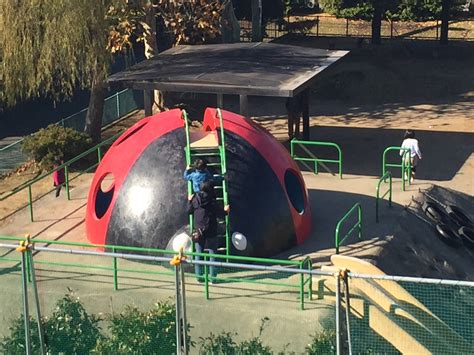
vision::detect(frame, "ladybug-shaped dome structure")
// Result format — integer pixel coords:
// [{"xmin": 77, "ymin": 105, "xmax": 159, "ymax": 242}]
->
[{"xmin": 85, "ymin": 108, "xmax": 311, "ymax": 257}]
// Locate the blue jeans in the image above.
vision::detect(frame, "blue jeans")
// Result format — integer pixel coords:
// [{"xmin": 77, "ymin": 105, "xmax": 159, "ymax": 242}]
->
[{"xmin": 194, "ymin": 243, "xmax": 216, "ymax": 279}]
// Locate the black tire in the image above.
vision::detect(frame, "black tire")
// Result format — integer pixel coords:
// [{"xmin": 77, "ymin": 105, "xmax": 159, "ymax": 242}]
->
[
  {"xmin": 458, "ymin": 226, "xmax": 474, "ymax": 250},
  {"xmin": 445, "ymin": 205, "xmax": 473, "ymax": 227},
  {"xmin": 435, "ymin": 224, "xmax": 462, "ymax": 247},
  {"xmin": 422, "ymin": 201, "xmax": 446, "ymax": 224}
]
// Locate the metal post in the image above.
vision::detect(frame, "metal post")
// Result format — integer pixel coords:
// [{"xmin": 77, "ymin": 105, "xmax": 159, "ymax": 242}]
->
[
  {"xmin": 97, "ymin": 146, "xmax": 102, "ymax": 163},
  {"xmin": 116, "ymin": 93, "xmax": 121, "ymax": 118},
  {"xmin": 302, "ymin": 89, "xmax": 310, "ymax": 140},
  {"xmin": 204, "ymin": 254, "xmax": 209, "ymax": 300},
  {"xmin": 174, "ymin": 267, "xmax": 182, "ymax": 354},
  {"xmin": 316, "ymin": 16, "xmax": 319, "ymax": 37},
  {"xmin": 358, "ymin": 204, "xmax": 362, "ymax": 240},
  {"xmin": 300, "ymin": 263, "xmax": 304, "ymax": 310},
  {"xmin": 239, "ymin": 95, "xmax": 248, "ymax": 118},
  {"xmin": 390, "ymin": 21, "xmax": 393, "ymax": 38},
  {"xmin": 65, "ymin": 165, "xmax": 70, "ymax": 201},
  {"xmin": 21, "ymin": 250, "xmax": 32, "ymax": 355},
  {"xmin": 217, "ymin": 94, "xmax": 224, "ymax": 109},
  {"xmin": 346, "ymin": 19, "xmax": 349, "ymax": 36},
  {"xmin": 375, "ymin": 189, "xmax": 379, "ymax": 223},
  {"xmin": 28, "ymin": 185, "xmax": 34, "ymax": 222},
  {"xmin": 335, "ymin": 273, "xmax": 341, "ymax": 355},
  {"xmin": 28, "ymin": 251, "xmax": 46, "ymax": 355},
  {"xmin": 343, "ymin": 272, "xmax": 353, "ymax": 355},
  {"xmin": 113, "ymin": 247, "xmax": 118, "ymax": 290},
  {"xmin": 179, "ymin": 264, "xmax": 188, "ymax": 355}
]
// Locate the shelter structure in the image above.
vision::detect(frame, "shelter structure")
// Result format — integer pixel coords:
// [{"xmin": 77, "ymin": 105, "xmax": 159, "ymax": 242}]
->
[{"xmin": 107, "ymin": 42, "xmax": 348, "ymax": 140}]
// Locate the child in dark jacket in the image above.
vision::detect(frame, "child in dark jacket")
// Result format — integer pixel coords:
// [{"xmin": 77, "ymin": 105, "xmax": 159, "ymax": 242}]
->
[
  {"xmin": 187, "ymin": 181, "xmax": 229, "ymax": 281},
  {"xmin": 183, "ymin": 158, "xmax": 223, "ymax": 193},
  {"xmin": 52, "ymin": 158, "xmax": 65, "ymax": 198}
]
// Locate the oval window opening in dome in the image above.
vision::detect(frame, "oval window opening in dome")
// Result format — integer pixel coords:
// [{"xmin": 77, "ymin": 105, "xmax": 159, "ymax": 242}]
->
[
  {"xmin": 284, "ymin": 169, "xmax": 305, "ymax": 214},
  {"xmin": 95, "ymin": 173, "xmax": 115, "ymax": 219}
]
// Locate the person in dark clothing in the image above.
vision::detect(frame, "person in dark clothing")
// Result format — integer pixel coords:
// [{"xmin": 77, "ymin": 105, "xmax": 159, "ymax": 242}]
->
[
  {"xmin": 187, "ymin": 181, "xmax": 229, "ymax": 282},
  {"xmin": 52, "ymin": 157, "xmax": 65, "ymax": 198},
  {"xmin": 286, "ymin": 94, "xmax": 304, "ymax": 140}
]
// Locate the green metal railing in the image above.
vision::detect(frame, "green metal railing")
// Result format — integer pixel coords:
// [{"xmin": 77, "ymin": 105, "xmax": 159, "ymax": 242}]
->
[
  {"xmin": 382, "ymin": 146, "xmax": 411, "ymax": 191},
  {"xmin": 375, "ymin": 171, "xmax": 392, "ymax": 223},
  {"xmin": 0, "ymin": 133, "xmax": 120, "ymax": 222},
  {"xmin": 183, "ymin": 110, "xmax": 194, "ymax": 236},
  {"xmin": 0, "ymin": 89, "xmax": 143, "ymax": 173},
  {"xmin": 335, "ymin": 203, "xmax": 362, "ymax": 254},
  {"xmin": 290, "ymin": 139, "xmax": 342, "ymax": 178},
  {"xmin": 216, "ymin": 108, "xmax": 230, "ymax": 256},
  {"xmin": 0, "ymin": 235, "xmax": 313, "ymax": 310}
]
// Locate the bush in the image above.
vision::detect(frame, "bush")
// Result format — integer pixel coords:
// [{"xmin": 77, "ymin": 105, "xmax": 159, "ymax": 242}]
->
[
  {"xmin": 96, "ymin": 300, "xmax": 177, "ymax": 354},
  {"xmin": 0, "ymin": 316, "xmax": 43, "ymax": 354},
  {"xmin": 21, "ymin": 124, "xmax": 93, "ymax": 169},
  {"xmin": 0, "ymin": 291, "xmax": 102, "ymax": 354},
  {"xmin": 44, "ymin": 292, "xmax": 103, "ymax": 354},
  {"xmin": 198, "ymin": 317, "xmax": 272, "ymax": 355},
  {"xmin": 305, "ymin": 329, "xmax": 337, "ymax": 355}
]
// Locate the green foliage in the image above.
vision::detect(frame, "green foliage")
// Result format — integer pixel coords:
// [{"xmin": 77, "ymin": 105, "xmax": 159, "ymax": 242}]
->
[
  {"xmin": 0, "ymin": 316, "xmax": 43, "ymax": 354},
  {"xmin": 44, "ymin": 292, "xmax": 103, "ymax": 354},
  {"xmin": 0, "ymin": 0, "xmax": 111, "ymax": 106},
  {"xmin": 0, "ymin": 291, "xmax": 102, "ymax": 354},
  {"xmin": 97, "ymin": 300, "xmax": 177, "ymax": 354},
  {"xmin": 305, "ymin": 329, "xmax": 337, "ymax": 355},
  {"xmin": 198, "ymin": 317, "xmax": 272, "ymax": 355},
  {"xmin": 21, "ymin": 124, "xmax": 93, "ymax": 169}
]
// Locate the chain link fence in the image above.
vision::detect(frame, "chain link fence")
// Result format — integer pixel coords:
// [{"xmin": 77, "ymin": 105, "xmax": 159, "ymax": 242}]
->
[
  {"xmin": 0, "ymin": 89, "xmax": 144, "ymax": 174},
  {"xmin": 1, "ymin": 241, "xmax": 473, "ymax": 354}
]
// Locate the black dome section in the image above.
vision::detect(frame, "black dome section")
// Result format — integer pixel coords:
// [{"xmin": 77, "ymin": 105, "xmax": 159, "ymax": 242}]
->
[
  {"xmin": 106, "ymin": 129, "xmax": 188, "ymax": 249},
  {"xmin": 225, "ymin": 131, "xmax": 296, "ymax": 257}
]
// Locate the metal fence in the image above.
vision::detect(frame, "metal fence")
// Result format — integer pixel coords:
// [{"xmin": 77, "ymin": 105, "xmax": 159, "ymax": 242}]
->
[
  {"xmin": 240, "ymin": 16, "xmax": 474, "ymax": 42},
  {"xmin": 0, "ymin": 241, "xmax": 473, "ymax": 354},
  {"xmin": 0, "ymin": 89, "xmax": 143, "ymax": 174}
]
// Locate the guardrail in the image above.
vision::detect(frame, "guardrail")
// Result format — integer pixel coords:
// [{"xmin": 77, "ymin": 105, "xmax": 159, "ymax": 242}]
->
[
  {"xmin": 0, "ymin": 133, "xmax": 120, "ymax": 222},
  {"xmin": 335, "ymin": 203, "xmax": 362, "ymax": 254},
  {"xmin": 290, "ymin": 139, "xmax": 342, "ymax": 178},
  {"xmin": 0, "ymin": 235, "xmax": 314, "ymax": 310},
  {"xmin": 375, "ymin": 171, "xmax": 392, "ymax": 223},
  {"xmin": 382, "ymin": 146, "xmax": 411, "ymax": 191}
]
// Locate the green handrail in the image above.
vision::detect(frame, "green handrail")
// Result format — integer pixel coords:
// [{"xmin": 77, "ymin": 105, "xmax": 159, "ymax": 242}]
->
[
  {"xmin": 382, "ymin": 146, "xmax": 411, "ymax": 191},
  {"xmin": 0, "ymin": 133, "xmax": 120, "ymax": 222},
  {"xmin": 0, "ymin": 235, "xmax": 312, "ymax": 309},
  {"xmin": 182, "ymin": 109, "xmax": 194, "ymax": 237},
  {"xmin": 375, "ymin": 171, "xmax": 392, "ymax": 223},
  {"xmin": 216, "ymin": 108, "xmax": 230, "ymax": 256},
  {"xmin": 290, "ymin": 139, "xmax": 342, "ymax": 179},
  {"xmin": 335, "ymin": 203, "xmax": 362, "ymax": 254}
]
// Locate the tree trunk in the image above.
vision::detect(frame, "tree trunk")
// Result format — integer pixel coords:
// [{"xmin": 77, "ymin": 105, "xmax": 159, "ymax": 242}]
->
[
  {"xmin": 84, "ymin": 79, "xmax": 106, "ymax": 144},
  {"xmin": 251, "ymin": 0, "xmax": 262, "ymax": 42},
  {"xmin": 440, "ymin": 0, "xmax": 450, "ymax": 45},
  {"xmin": 142, "ymin": 0, "xmax": 165, "ymax": 111},
  {"xmin": 371, "ymin": 1, "xmax": 382, "ymax": 45},
  {"xmin": 221, "ymin": 0, "xmax": 240, "ymax": 43}
]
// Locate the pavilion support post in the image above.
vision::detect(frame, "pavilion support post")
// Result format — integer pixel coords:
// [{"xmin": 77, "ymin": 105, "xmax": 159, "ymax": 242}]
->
[
  {"xmin": 239, "ymin": 95, "xmax": 249, "ymax": 118},
  {"xmin": 217, "ymin": 94, "xmax": 224, "ymax": 109},
  {"xmin": 144, "ymin": 90, "xmax": 153, "ymax": 116},
  {"xmin": 302, "ymin": 89, "xmax": 310, "ymax": 140},
  {"xmin": 251, "ymin": 0, "xmax": 263, "ymax": 42}
]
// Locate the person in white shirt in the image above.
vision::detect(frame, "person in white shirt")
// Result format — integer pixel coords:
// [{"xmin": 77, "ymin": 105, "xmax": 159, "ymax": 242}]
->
[{"xmin": 400, "ymin": 130, "xmax": 422, "ymax": 182}]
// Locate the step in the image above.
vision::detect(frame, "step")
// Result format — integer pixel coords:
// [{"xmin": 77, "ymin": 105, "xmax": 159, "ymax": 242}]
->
[{"xmin": 191, "ymin": 152, "xmax": 220, "ymax": 157}]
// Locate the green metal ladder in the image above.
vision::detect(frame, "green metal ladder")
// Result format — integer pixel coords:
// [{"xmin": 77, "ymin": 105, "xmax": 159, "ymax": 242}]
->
[{"xmin": 183, "ymin": 109, "xmax": 230, "ymax": 256}]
